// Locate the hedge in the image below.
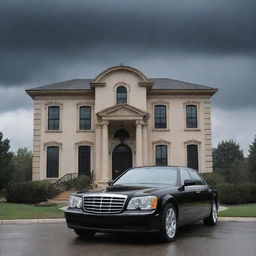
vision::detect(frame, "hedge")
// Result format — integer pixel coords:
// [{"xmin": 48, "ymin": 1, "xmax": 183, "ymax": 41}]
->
[
  {"xmin": 5, "ymin": 181, "xmax": 49, "ymax": 204},
  {"xmin": 201, "ymin": 172, "xmax": 225, "ymax": 188},
  {"xmin": 218, "ymin": 183, "xmax": 256, "ymax": 204}
]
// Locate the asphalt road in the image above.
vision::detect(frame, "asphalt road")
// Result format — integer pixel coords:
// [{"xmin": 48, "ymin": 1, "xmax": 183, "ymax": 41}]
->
[{"xmin": 0, "ymin": 222, "xmax": 256, "ymax": 256}]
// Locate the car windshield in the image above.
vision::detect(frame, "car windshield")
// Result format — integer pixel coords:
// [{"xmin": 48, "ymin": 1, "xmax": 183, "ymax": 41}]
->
[{"xmin": 113, "ymin": 167, "xmax": 178, "ymax": 186}]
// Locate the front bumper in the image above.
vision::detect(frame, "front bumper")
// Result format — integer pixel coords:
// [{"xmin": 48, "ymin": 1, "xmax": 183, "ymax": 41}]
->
[{"xmin": 65, "ymin": 208, "xmax": 161, "ymax": 233}]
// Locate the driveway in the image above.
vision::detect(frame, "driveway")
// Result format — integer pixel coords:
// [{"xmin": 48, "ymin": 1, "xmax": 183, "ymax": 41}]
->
[{"xmin": 0, "ymin": 221, "xmax": 255, "ymax": 256}]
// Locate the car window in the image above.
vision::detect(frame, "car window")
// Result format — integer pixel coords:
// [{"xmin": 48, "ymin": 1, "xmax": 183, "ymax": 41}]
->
[
  {"xmin": 188, "ymin": 169, "xmax": 205, "ymax": 185},
  {"xmin": 114, "ymin": 167, "xmax": 178, "ymax": 186},
  {"xmin": 180, "ymin": 168, "xmax": 191, "ymax": 185}
]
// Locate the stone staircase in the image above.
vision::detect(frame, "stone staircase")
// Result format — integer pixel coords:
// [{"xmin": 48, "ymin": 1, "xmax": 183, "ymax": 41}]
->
[{"xmin": 51, "ymin": 190, "xmax": 77, "ymax": 202}]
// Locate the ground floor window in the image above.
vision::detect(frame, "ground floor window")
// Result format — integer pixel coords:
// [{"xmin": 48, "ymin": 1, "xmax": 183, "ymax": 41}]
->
[
  {"xmin": 78, "ymin": 146, "xmax": 91, "ymax": 176},
  {"xmin": 155, "ymin": 145, "xmax": 168, "ymax": 166},
  {"xmin": 187, "ymin": 144, "xmax": 199, "ymax": 170},
  {"xmin": 47, "ymin": 146, "xmax": 59, "ymax": 178}
]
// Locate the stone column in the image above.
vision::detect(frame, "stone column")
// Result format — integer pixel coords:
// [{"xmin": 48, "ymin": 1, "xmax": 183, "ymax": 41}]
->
[
  {"xmin": 142, "ymin": 122, "xmax": 148, "ymax": 165},
  {"xmin": 136, "ymin": 121, "xmax": 143, "ymax": 166},
  {"xmin": 95, "ymin": 123, "xmax": 102, "ymax": 183},
  {"xmin": 100, "ymin": 121, "xmax": 109, "ymax": 183}
]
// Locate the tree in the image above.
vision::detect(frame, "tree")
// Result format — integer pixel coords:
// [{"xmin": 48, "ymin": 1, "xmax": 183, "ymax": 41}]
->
[
  {"xmin": 213, "ymin": 140, "xmax": 244, "ymax": 169},
  {"xmin": 248, "ymin": 136, "xmax": 256, "ymax": 182},
  {"xmin": 12, "ymin": 148, "xmax": 32, "ymax": 182},
  {"xmin": 0, "ymin": 132, "xmax": 13, "ymax": 190},
  {"xmin": 213, "ymin": 140, "xmax": 244, "ymax": 183}
]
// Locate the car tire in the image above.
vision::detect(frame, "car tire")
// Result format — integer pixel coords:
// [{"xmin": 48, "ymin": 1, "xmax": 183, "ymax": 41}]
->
[
  {"xmin": 203, "ymin": 201, "xmax": 218, "ymax": 226},
  {"xmin": 160, "ymin": 203, "xmax": 177, "ymax": 242},
  {"xmin": 74, "ymin": 229, "xmax": 96, "ymax": 238}
]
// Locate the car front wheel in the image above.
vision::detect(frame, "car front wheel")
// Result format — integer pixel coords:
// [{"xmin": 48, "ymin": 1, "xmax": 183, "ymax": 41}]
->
[
  {"xmin": 160, "ymin": 203, "xmax": 177, "ymax": 242},
  {"xmin": 203, "ymin": 201, "xmax": 218, "ymax": 226},
  {"xmin": 74, "ymin": 229, "xmax": 96, "ymax": 238}
]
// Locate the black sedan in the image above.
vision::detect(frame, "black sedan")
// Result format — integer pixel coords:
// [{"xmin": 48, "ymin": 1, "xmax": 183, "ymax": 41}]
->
[{"xmin": 65, "ymin": 166, "xmax": 218, "ymax": 242}]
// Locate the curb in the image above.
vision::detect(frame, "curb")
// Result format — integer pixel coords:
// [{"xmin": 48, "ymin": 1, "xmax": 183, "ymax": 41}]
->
[
  {"xmin": 1, "ymin": 217, "xmax": 256, "ymax": 225},
  {"xmin": 218, "ymin": 217, "xmax": 256, "ymax": 222},
  {"xmin": 0, "ymin": 218, "xmax": 66, "ymax": 225}
]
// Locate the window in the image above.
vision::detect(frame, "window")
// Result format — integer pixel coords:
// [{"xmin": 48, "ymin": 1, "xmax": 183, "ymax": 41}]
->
[
  {"xmin": 187, "ymin": 144, "xmax": 199, "ymax": 170},
  {"xmin": 80, "ymin": 106, "xmax": 91, "ymax": 130},
  {"xmin": 156, "ymin": 145, "xmax": 168, "ymax": 166},
  {"xmin": 186, "ymin": 105, "xmax": 197, "ymax": 128},
  {"xmin": 46, "ymin": 146, "xmax": 59, "ymax": 178},
  {"xmin": 78, "ymin": 146, "xmax": 91, "ymax": 176},
  {"xmin": 154, "ymin": 105, "xmax": 167, "ymax": 129},
  {"xmin": 180, "ymin": 168, "xmax": 191, "ymax": 185},
  {"xmin": 188, "ymin": 169, "xmax": 205, "ymax": 185},
  {"xmin": 116, "ymin": 86, "xmax": 127, "ymax": 104},
  {"xmin": 48, "ymin": 106, "xmax": 60, "ymax": 130}
]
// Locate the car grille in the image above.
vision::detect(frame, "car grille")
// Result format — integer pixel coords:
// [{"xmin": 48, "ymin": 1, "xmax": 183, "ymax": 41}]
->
[{"xmin": 83, "ymin": 193, "xmax": 127, "ymax": 214}]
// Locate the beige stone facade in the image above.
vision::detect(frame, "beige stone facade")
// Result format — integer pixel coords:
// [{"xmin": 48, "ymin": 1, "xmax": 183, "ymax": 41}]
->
[{"xmin": 26, "ymin": 65, "xmax": 217, "ymax": 185}]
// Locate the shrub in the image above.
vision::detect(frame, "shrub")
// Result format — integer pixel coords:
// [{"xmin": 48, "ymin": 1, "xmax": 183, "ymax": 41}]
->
[
  {"xmin": 201, "ymin": 172, "xmax": 225, "ymax": 187},
  {"xmin": 60, "ymin": 175, "xmax": 92, "ymax": 191},
  {"xmin": 5, "ymin": 181, "xmax": 49, "ymax": 204},
  {"xmin": 218, "ymin": 183, "xmax": 256, "ymax": 204}
]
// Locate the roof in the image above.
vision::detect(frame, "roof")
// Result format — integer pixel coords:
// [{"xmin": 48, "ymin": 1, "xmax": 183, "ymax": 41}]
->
[{"xmin": 27, "ymin": 78, "xmax": 216, "ymax": 91}]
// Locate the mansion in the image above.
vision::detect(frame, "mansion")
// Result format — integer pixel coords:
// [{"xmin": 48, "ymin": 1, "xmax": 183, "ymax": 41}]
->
[{"xmin": 26, "ymin": 65, "xmax": 217, "ymax": 185}]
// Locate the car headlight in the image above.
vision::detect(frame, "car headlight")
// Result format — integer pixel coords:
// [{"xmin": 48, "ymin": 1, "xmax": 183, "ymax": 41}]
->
[
  {"xmin": 127, "ymin": 196, "xmax": 158, "ymax": 210},
  {"xmin": 69, "ymin": 195, "xmax": 82, "ymax": 208}
]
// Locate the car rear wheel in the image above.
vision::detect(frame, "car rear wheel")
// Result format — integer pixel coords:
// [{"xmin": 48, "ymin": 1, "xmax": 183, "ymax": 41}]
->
[
  {"xmin": 203, "ymin": 201, "xmax": 218, "ymax": 226},
  {"xmin": 160, "ymin": 203, "xmax": 177, "ymax": 242},
  {"xmin": 74, "ymin": 229, "xmax": 96, "ymax": 238}
]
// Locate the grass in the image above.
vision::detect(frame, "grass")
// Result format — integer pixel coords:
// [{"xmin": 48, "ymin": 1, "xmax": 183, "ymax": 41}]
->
[
  {"xmin": 0, "ymin": 203, "xmax": 65, "ymax": 219},
  {"xmin": 219, "ymin": 203, "xmax": 256, "ymax": 217}
]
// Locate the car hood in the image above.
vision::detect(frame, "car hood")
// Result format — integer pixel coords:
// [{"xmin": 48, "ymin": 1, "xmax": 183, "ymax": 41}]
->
[{"xmin": 76, "ymin": 184, "xmax": 171, "ymax": 197}]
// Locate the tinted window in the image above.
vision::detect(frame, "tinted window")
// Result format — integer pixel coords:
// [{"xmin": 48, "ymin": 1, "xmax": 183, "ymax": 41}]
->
[
  {"xmin": 187, "ymin": 144, "xmax": 199, "ymax": 170},
  {"xmin": 114, "ymin": 167, "xmax": 177, "ymax": 186},
  {"xmin": 155, "ymin": 105, "xmax": 167, "ymax": 128},
  {"xmin": 116, "ymin": 86, "xmax": 127, "ymax": 104},
  {"xmin": 188, "ymin": 169, "xmax": 205, "ymax": 185},
  {"xmin": 180, "ymin": 168, "xmax": 191, "ymax": 185},
  {"xmin": 78, "ymin": 146, "xmax": 91, "ymax": 176},
  {"xmin": 47, "ymin": 146, "xmax": 59, "ymax": 178},
  {"xmin": 48, "ymin": 106, "xmax": 60, "ymax": 130},
  {"xmin": 156, "ymin": 145, "xmax": 168, "ymax": 166},
  {"xmin": 80, "ymin": 106, "xmax": 91, "ymax": 130},
  {"xmin": 186, "ymin": 105, "xmax": 197, "ymax": 128}
]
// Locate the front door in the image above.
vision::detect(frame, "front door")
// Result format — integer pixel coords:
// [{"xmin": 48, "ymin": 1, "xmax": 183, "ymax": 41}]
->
[{"xmin": 112, "ymin": 144, "xmax": 132, "ymax": 179}]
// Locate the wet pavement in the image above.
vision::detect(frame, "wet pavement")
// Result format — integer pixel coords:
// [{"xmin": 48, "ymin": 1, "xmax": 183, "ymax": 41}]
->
[{"xmin": 0, "ymin": 221, "xmax": 255, "ymax": 256}]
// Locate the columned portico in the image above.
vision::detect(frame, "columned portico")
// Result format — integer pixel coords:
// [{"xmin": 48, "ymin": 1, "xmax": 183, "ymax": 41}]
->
[
  {"xmin": 136, "ymin": 121, "xmax": 143, "ymax": 166},
  {"xmin": 100, "ymin": 121, "xmax": 109, "ymax": 183},
  {"xmin": 142, "ymin": 122, "xmax": 148, "ymax": 165}
]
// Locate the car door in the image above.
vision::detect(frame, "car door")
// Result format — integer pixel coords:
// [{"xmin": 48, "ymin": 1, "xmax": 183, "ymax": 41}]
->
[
  {"xmin": 175, "ymin": 168, "xmax": 201, "ymax": 225},
  {"xmin": 188, "ymin": 169, "xmax": 212, "ymax": 219}
]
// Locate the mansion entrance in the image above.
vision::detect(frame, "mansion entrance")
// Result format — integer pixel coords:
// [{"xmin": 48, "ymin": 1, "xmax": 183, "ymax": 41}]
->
[{"xmin": 112, "ymin": 144, "xmax": 132, "ymax": 179}]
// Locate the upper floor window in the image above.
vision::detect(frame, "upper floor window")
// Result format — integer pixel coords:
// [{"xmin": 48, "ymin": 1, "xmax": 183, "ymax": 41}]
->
[
  {"xmin": 186, "ymin": 105, "xmax": 197, "ymax": 128},
  {"xmin": 155, "ymin": 105, "xmax": 167, "ymax": 129},
  {"xmin": 46, "ymin": 146, "xmax": 59, "ymax": 178},
  {"xmin": 80, "ymin": 106, "xmax": 91, "ymax": 130},
  {"xmin": 48, "ymin": 106, "xmax": 60, "ymax": 130},
  {"xmin": 155, "ymin": 145, "xmax": 168, "ymax": 166},
  {"xmin": 116, "ymin": 86, "xmax": 127, "ymax": 104}
]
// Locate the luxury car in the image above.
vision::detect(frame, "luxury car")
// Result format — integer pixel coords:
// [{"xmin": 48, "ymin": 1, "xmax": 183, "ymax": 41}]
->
[{"xmin": 65, "ymin": 166, "xmax": 218, "ymax": 242}]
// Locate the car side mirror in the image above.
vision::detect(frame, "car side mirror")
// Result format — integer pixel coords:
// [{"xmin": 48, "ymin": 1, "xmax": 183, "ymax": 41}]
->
[
  {"xmin": 108, "ymin": 180, "xmax": 113, "ymax": 186},
  {"xmin": 184, "ymin": 179, "xmax": 196, "ymax": 186}
]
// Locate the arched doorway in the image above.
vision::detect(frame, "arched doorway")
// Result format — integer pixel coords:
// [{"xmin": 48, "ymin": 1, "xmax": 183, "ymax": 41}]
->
[{"xmin": 112, "ymin": 144, "xmax": 132, "ymax": 179}]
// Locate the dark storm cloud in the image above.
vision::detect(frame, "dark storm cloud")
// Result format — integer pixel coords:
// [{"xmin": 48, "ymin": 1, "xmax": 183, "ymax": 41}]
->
[{"xmin": 0, "ymin": 0, "xmax": 255, "ymax": 111}]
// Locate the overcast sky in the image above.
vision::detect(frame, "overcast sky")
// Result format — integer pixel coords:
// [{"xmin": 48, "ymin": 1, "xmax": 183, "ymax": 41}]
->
[{"xmin": 0, "ymin": 0, "xmax": 255, "ymax": 155}]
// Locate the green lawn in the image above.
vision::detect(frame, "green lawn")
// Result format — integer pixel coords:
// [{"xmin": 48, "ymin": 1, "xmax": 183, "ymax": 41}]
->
[
  {"xmin": 0, "ymin": 203, "xmax": 65, "ymax": 219},
  {"xmin": 219, "ymin": 204, "xmax": 256, "ymax": 217}
]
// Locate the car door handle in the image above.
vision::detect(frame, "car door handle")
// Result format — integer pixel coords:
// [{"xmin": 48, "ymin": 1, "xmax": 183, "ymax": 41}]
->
[{"xmin": 196, "ymin": 190, "xmax": 201, "ymax": 194}]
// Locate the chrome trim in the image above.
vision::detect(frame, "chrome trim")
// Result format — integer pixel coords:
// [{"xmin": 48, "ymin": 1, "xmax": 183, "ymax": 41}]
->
[{"xmin": 82, "ymin": 193, "xmax": 128, "ymax": 214}]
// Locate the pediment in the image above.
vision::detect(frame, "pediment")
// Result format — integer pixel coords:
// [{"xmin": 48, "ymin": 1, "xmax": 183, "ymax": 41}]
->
[{"xmin": 97, "ymin": 104, "xmax": 149, "ymax": 121}]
